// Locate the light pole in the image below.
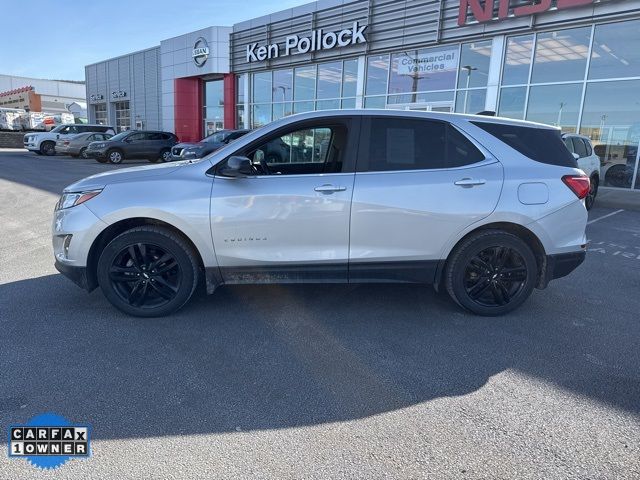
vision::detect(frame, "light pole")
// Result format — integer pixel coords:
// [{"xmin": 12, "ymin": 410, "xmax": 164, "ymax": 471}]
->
[
  {"xmin": 557, "ymin": 102, "xmax": 565, "ymax": 128},
  {"xmin": 461, "ymin": 65, "xmax": 477, "ymax": 114}
]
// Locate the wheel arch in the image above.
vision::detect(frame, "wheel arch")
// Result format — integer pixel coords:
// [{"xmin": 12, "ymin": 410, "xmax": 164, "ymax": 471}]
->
[
  {"xmin": 85, "ymin": 217, "xmax": 209, "ymax": 293},
  {"xmin": 434, "ymin": 222, "xmax": 547, "ymax": 291}
]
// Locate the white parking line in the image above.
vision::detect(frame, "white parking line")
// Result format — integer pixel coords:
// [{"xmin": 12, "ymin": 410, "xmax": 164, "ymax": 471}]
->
[{"xmin": 587, "ymin": 209, "xmax": 625, "ymax": 225}]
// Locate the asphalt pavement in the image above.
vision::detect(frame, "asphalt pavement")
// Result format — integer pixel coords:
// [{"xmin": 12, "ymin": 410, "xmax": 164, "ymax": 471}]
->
[{"xmin": 0, "ymin": 150, "xmax": 639, "ymax": 479}]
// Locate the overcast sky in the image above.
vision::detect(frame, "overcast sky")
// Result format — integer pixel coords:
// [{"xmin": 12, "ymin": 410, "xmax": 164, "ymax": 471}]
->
[{"xmin": 0, "ymin": 0, "xmax": 312, "ymax": 81}]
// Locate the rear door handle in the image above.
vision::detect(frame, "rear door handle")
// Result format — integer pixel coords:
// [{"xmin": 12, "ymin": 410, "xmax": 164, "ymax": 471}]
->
[
  {"xmin": 454, "ymin": 178, "xmax": 486, "ymax": 187},
  {"xmin": 314, "ymin": 184, "xmax": 347, "ymax": 193}
]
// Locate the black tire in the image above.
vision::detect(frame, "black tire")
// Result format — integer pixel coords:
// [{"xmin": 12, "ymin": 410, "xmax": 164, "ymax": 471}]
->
[
  {"xmin": 97, "ymin": 226, "xmax": 199, "ymax": 317},
  {"xmin": 585, "ymin": 175, "xmax": 599, "ymax": 211},
  {"xmin": 79, "ymin": 147, "xmax": 89, "ymax": 159},
  {"xmin": 159, "ymin": 149, "xmax": 172, "ymax": 163},
  {"xmin": 34, "ymin": 151, "xmax": 43, "ymax": 155},
  {"xmin": 107, "ymin": 149, "xmax": 124, "ymax": 164},
  {"xmin": 445, "ymin": 230, "xmax": 537, "ymax": 316},
  {"xmin": 40, "ymin": 141, "xmax": 56, "ymax": 156}
]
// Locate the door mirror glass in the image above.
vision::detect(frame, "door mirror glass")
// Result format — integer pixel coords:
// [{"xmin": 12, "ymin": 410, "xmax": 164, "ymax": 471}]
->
[
  {"xmin": 220, "ymin": 156, "xmax": 254, "ymax": 177},
  {"xmin": 572, "ymin": 152, "xmax": 580, "ymax": 160}
]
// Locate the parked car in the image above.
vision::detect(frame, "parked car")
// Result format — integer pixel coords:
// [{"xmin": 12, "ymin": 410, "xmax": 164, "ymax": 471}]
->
[
  {"xmin": 55, "ymin": 132, "xmax": 114, "ymax": 158},
  {"xmin": 24, "ymin": 124, "xmax": 115, "ymax": 156},
  {"xmin": 52, "ymin": 110, "xmax": 588, "ymax": 318},
  {"xmin": 85, "ymin": 130, "xmax": 178, "ymax": 164},
  {"xmin": 171, "ymin": 129, "xmax": 250, "ymax": 160},
  {"xmin": 562, "ymin": 133, "xmax": 600, "ymax": 210}
]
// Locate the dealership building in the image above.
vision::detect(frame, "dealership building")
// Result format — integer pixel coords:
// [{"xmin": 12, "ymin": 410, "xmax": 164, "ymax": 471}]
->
[{"xmin": 86, "ymin": 0, "xmax": 640, "ymax": 190}]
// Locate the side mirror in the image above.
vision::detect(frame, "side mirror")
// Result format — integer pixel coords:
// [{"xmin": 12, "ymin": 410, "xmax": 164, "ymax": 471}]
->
[
  {"xmin": 572, "ymin": 152, "xmax": 580, "ymax": 160},
  {"xmin": 220, "ymin": 156, "xmax": 253, "ymax": 177}
]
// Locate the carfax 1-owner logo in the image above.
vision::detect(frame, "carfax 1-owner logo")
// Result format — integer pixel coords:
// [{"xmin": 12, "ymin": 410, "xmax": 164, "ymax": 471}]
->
[{"xmin": 8, "ymin": 413, "xmax": 91, "ymax": 470}]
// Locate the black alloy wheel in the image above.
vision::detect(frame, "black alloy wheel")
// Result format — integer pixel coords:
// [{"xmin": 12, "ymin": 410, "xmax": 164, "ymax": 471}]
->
[
  {"xmin": 463, "ymin": 246, "xmax": 527, "ymax": 308},
  {"xmin": 97, "ymin": 227, "xmax": 199, "ymax": 317},
  {"xmin": 445, "ymin": 230, "xmax": 537, "ymax": 316},
  {"xmin": 108, "ymin": 243, "xmax": 182, "ymax": 309},
  {"xmin": 41, "ymin": 141, "xmax": 56, "ymax": 156}
]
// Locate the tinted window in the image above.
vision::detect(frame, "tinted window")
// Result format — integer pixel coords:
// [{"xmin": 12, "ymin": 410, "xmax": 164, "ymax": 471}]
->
[
  {"xmin": 472, "ymin": 122, "xmax": 577, "ymax": 167},
  {"xmin": 365, "ymin": 118, "xmax": 484, "ymax": 172},
  {"xmin": 572, "ymin": 137, "xmax": 588, "ymax": 158},
  {"xmin": 147, "ymin": 133, "xmax": 163, "ymax": 140},
  {"xmin": 127, "ymin": 133, "xmax": 145, "ymax": 142},
  {"xmin": 583, "ymin": 138, "xmax": 592, "ymax": 156},
  {"xmin": 86, "ymin": 134, "xmax": 97, "ymax": 141},
  {"xmin": 160, "ymin": 133, "xmax": 173, "ymax": 140},
  {"xmin": 563, "ymin": 137, "xmax": 575, "ymax": 153}
]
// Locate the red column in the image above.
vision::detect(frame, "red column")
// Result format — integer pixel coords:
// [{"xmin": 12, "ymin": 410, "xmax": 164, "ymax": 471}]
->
[
  {"xmin": 174, "ymin": 78, "xmax": 203, "ymax": 142},
  {"xmin": 223, "ymin": 73, "xmax": 237, "ymax": 130}
]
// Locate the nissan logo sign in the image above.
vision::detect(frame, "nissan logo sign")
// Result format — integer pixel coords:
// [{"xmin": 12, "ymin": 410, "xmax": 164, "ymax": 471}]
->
[{"xmin": 192, "ymin": 37, "xmax": 210, "ymax": 67}]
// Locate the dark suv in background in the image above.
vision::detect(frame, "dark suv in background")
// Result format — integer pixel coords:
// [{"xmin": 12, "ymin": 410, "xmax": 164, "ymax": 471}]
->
[
  {"xmin": 171, "ymin": 129, "xmax": 250, "ymax": 160},
  {"xmin": 86, "ymin": 130, "xmax": 178, "ymax": 164}
]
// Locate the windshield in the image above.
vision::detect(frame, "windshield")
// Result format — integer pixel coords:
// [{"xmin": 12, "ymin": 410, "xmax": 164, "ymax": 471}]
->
[
  {"xmin": 203, "ymin": 131, "xmax": 230, "ymax": 143},
  {"xmin": 108, "ymin": 131, "xmax": 130, "ymax": 142},
  {"xmin": 50, "ymin": 125, "xmax": 66, "ymax": 133}
]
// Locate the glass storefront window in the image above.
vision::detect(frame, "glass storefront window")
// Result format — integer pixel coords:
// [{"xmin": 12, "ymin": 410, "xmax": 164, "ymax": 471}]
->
[
  {"xmin": 457, "ymin": 41, "xmax": 492, "ymax": 89},
  {"xmin": 316, "ymin": 99, "xmax": 340, "ymax": 110},
  {"xmin": 317, "ymin": 61, "xmax": 342, "ymax": 99},
  {"xmin": 114, "ymin": 101, "xmax": 130, "ymax": 132},
  {"xmin": 93, "ymin": 103, "xmax": 107, "ymax": 125},
  {"xmin": 531, "ymin": 27, "xmax": 591, "ymax": 83},
  {"xmin": 252, "ymin": 72, "xmax": 272, "ymax": 103},
  {"xmin": 526, "ymin": 84, "xmax": 582, "ymax": 132},
  {"xmin": 365, "ymin": 54, "xmax": 389, "ymax": 96},
  {"xmin": 272, "ymin": 103, "xmax": 293, "ymax": 121},
  {"xmin": 342, "ymin": 59, "xmax": 358, "ymax": 98},
  {"xmin": 389, "ymin": 46, "xmax": 458, "ymax": 94},
  {"xmin": 364, "ymin": 96, "xmax": 386, "ymax": 109},
  {"xmin": 498, "ymin": 87, "xmax": 526, "ymax": 119},
  {"xmin": 589, "ymin": 19, "xmax": 640, "ymax": 80},
  {"xmin": 580, "ymin": 79, "xmax": 640, "ymax": 189},
  {"xmin": 341, "ymin": 98, "xmax": 356, "ymax": 109},
  {"xmin": 252, "ymin": 104, "xmax": 272, "ymax": 128},
  {"xmin": 387, "ymin": 91, "xmax": 454, "ymax": 106},
  {"xmin": 294, "ymin": 66, "xmax": 316, "ymax": 101},
  {"xmin": 236, "ymin": 75, "xmax": 245, "ymax": 104},
  {"xmin": 293, "ymin": 101, "xmax": 314, "ymax": 114},
  {"xmin": 502, "ymin": 35, "xmax": 534, "ymax": 85},
  {"xmin": 455, "ymin": 89, "xmax": 486, "ymax": 114},
  {"xmin": 273, "ymin": 69, "xmax": 293, "ymax": 102},
  {"xmin": 236, "ymin": 106, "xmax": 245, "ymax": 129}
]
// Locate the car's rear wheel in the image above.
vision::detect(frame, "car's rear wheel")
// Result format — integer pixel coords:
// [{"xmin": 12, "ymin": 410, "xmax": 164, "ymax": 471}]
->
[
  {"xmin": 107, "ymin": 149, "xmax": 124, "ymax": 164},
  {"xmin": 159, "ymin": 148, "xmax": 172, "ymax": 163},
  {"xmin": 585, "ymin": 175, "xmax": 599, "ymax": 211},
  {"xmin": 40, "ymin": 141, "xmax": 56, "ymax": 156},
  {"xmin": 79, "ymin": 147, "xmax": 89, "ymax": 159},
  {"xmin": 445, "ymin": 230, "xmax": 537, "ymax": 316},
  {"xmin": 97, "ymin": 226, "xmax": 199, "ymax": 317}
]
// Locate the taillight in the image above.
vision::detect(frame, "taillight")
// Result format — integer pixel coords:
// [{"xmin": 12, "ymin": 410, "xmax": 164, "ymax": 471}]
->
[{"xmin": 562, "ymin": 175, "xmax": 590, "ymax": 199}]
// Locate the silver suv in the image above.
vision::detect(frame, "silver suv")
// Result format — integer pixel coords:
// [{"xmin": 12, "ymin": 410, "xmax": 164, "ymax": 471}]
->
[{"xmin": 52, "ymin": 111, "xmax": 589, "ymax": 317}]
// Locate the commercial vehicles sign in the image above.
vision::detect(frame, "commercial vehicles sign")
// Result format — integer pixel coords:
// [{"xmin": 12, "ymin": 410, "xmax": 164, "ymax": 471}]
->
[
  {"xmin": 395, "ymin": 49, "xmax": 458, "ymax": 76},
  {"xmin": 246, "ymin": 21, "xmax": 367, "ymax": 63},
  {"xmin": 458, "ymin": 0, "xmax": 597, "ymax": 26}
]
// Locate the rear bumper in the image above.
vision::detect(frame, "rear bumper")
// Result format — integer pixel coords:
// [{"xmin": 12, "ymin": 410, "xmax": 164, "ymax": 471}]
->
[
  {"xmin": 54, "ymin": 260, "xmax": 96, "ymax": 291},
  {"xmin": 540, "ymin": 250, "xmax": 586, "ymax": 288}
]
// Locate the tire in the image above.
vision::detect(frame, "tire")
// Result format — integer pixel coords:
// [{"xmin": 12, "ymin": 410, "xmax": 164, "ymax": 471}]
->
[
  {"xmin": 79, "ymin": 147, "xmax": 89, "ymax": 159},
  {"xmin": 40, "ymin": 141, "xmax": 56, "ymax": 156},
  {"xmin": 585, "ymin": 175, "xmax": 598, "ymax": 211},
  {"xmin": 445, "ymin": 230, "xmax": 537, "ymax": 316},
  {"xmin": 107, "ymin": 149, "xmax": 124, "ymax": 164},
  {"xmin": 159, "ymin": 148, "xmax": 172, "ymax": 163},
  {"xmin": 95, "ymin": 157, "xmax": 108, "ymax": 164},
  {"xmin": 96, "ymin": 226, "xmax": 200, "ymax": 317},
  {"xmin": 34, "ymin": 151, "xmax": 43, "ymax": 155}
]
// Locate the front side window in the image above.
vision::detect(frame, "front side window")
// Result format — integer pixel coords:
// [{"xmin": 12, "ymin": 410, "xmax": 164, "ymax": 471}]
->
[
  {"xmin": 127, "ymin": 133, "xmax": 145, "ymax": 142},
  {"xmin": 229, "ymin": 124, "xmax": 349, "ymax": 176},
  {"xmin": 363, "ymin": 118, "xmax": 484, "ymax": 172}
]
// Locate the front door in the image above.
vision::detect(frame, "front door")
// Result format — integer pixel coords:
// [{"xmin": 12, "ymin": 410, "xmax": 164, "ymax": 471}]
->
[
  {"xmin": 349, "ymin": 116, "xmax": 503, "ymax": 283},
  {"xmin": 210, "ymin": 118, "xmax": 358, "ymax": 283}
]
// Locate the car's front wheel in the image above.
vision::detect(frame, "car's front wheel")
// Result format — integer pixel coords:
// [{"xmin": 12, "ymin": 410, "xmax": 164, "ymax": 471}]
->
[
  {"xmin": 159, "ymin": 148, "xmax": 172, "ymax": 163},
  {"xmin": 107, "ymin": 149, "xmax": 124, "ymax": 164},
  {"xmin": 79, "ymin": 147, "xmax": 89, "ymax": 159},
  {"xmin": 40, "ymin": 141, "xmax": 56, "ymax": 156},
  {"xmin": 97, "ymin": 226, "xmax": 200, "ymax": 317},
  {"xmin": 445, "ymin": 230, "xmax": 537, "ymax": 316}
]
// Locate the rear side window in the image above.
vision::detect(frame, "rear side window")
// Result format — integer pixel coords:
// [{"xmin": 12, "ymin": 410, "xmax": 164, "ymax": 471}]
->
[
  {"xmin": 473, "ymin": 122, "xmax": 577, "ymax": 168},
  {"xmin": 572, "ymin": 137, "xmax": 588, "ymax": 158},
  {"xmin": 363, "ymin": 118, "xmax": 485, "ymax": 172}
]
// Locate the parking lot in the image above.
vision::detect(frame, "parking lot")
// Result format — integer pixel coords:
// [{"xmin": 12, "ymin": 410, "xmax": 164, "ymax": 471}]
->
[{"xmin": 0, "ymin": 149, "xmax": 639, "ymax": 479}]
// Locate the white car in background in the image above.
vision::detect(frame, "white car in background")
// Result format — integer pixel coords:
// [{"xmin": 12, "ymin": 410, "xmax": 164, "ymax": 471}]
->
[
  {"xmin": 563, "ymin": 133, "xmax": 600, "ymax": 210},
  {"xmin": 24, "ymin": 124, "xmax": 115, "ymax": 156}
]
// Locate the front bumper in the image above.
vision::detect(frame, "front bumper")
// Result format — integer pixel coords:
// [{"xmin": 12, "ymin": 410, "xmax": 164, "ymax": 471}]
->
[
  {"xmin": 85, "ymin": 148, "xmax": 108, "ymax": 159},
  {"xmin": 54, "ymin": 260, "xmax": 95, "ymax": 291}
]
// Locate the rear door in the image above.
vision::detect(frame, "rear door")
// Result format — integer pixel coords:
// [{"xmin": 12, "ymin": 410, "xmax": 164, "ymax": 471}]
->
[
  {"xmin": 210, "ymin": 117, "xmax": 358, "ymax": 283},
  {"xmin": 349, "ymin": 116, "xmax": 503, "ymax": 282}
]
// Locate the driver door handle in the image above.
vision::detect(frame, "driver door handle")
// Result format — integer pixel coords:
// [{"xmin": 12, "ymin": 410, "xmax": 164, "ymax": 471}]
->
[
  {"xmin": 314, "ymin": 184, "xmax": 347, "ymax": 193},
  {"xmin": 454, "ymin": 178, "xmax": 486, "ymax": 188}
]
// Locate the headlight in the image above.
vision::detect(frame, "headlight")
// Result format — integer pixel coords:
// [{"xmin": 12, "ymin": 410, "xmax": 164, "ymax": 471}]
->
[
  {"xmin": 94, "ymin": 143, "xmax": 106, "ymax": 148},
  {"xmin": 55, "ymin": 190, "xmax": 102, "ymax": 211},
  {"xmin": 183, "ymin": 150, "xmax": 199, "ymax": 158}
]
